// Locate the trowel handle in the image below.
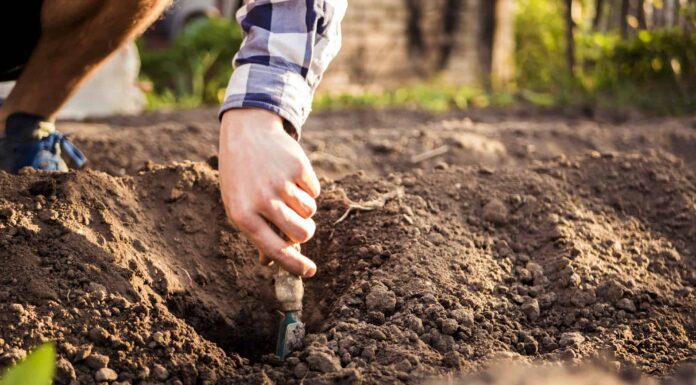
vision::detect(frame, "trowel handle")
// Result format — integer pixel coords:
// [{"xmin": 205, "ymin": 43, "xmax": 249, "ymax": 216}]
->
[{"xmin": 274, "ymin": 244, "xmax": 304, "ymax": 312}]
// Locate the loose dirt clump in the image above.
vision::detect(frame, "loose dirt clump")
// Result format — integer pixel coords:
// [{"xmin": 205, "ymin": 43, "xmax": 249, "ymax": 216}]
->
[{"xmin": 1, "ymin": 146, "xmax": 694, "ymax": 384}]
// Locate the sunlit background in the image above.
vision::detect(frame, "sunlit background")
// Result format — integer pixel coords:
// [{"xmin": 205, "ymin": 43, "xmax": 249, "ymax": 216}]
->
[
  {"xmin": 138, "ymin": 0, "xmax": 695, "ymax": 115},
  {"xmin": 3, "ymin": 0, "xmax": 691, "ymax": 118}
]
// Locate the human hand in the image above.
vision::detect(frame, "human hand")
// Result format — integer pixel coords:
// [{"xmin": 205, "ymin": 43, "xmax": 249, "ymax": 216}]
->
[{"xmin": 219, "ymin": 108, "xmax": 319, "ymax": 277}]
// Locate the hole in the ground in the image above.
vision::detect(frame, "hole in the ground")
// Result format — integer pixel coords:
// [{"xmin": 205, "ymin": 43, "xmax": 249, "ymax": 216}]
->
[
  {"xmin": 166, "ymin": 293, "xmax": 278, "ymax": 362},
  {"xmin": 163, "ymin": 211, "xmax": 368, "ymax": 362}
]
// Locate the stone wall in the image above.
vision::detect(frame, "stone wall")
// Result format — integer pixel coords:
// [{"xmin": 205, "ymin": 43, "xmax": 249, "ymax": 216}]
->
[{"xmin": 320, "ymin": 0, "xmax": 486, "ymax": 92}]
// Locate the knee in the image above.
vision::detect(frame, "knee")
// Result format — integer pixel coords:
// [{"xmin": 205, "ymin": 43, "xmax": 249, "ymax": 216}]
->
[{"xmin": 42, "ymin": 0, "xmax": 171, "ymax": 31}]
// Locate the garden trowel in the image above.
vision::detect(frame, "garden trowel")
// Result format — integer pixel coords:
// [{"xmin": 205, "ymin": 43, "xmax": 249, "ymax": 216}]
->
[{"xmin": 274, "ymin": 244, "xmax": 305, "ymax": 359}]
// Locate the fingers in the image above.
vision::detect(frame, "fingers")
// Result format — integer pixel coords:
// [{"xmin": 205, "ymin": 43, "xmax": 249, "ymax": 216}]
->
[
  {"xmin": 236, "ymin": 213, "xmax": 316, "ymax": 277},
  {"xmin": 260, "ymin": 199, "xmax": 316, "ymax": 244},
  {"xmin": 294, "ymin": 157, "xmax": 321, "ymax": 198},
  {"xmin": 281, "ymin": 182, "xmax": 317, "ymax": 219}
]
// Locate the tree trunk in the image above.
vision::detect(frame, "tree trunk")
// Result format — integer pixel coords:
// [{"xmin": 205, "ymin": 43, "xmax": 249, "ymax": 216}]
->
[
  {"xmin": 637, "ymin": 0, "xmax": 647, "ymax": 29},
  {"xmin": 664, "ymin": 0, "xmax": 675, "ymax": 27},
  {"xmin": 565, "ymin": 0, "xmax": 575, "ymax": 75},
  {"xmin": 405, "ymin": 0, "xmax": 424, "ymax": 56},
  {"xmin": 438, "ymin": 0, "xmax": 464, "ymax": 70},
  {"xmin": 620, "ymin": 0, "xmax": 630, "ymax": 38},
  {"xmin": 491, "ymin": 0, "xmax": 515, "ymax": 90},
  {"xmin": 479, "ymin": 0, "xmax": 495, "ymax": 79},
  {"xmin": 593, "ymin": 0, "xmax": 604, "ymax": 30}
]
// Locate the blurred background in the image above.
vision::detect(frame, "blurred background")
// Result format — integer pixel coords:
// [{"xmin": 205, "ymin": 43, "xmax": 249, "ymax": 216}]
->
[{"xmin": 3, "ymin": 0, "xmax": 692, "ymax": 118}]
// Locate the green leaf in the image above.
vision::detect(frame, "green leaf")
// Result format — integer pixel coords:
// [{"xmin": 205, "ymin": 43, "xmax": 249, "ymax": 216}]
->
[{"xmin": 1, "ymin": 343, "xmax": 56, "ymax": 385}]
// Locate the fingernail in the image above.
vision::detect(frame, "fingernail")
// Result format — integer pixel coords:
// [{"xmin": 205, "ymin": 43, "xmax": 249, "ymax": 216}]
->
[{"xmin": 303, "ymin": 263, "xmax": 317, "ymax": 278}]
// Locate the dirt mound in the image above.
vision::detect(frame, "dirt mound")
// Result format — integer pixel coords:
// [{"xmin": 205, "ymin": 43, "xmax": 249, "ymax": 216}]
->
[
  {"xmin": 69, "ymin": 108, "xmax": 696, "ymax": 179},
  {"xmin": 0, "ymin": 149, "xmax": 694, "ymax": 384}
]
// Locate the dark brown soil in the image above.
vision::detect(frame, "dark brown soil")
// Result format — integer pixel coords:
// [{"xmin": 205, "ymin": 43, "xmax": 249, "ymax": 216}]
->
[{"xmin": 0, "ymin": 108, "xmax": 695, "ymax": 385}]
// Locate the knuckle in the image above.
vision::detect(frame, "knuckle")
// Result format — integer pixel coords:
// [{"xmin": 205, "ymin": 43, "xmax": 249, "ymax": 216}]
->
[
  {"xmin": 305, "ymin": 198, "xmax": 318, "ymax": 217},
  {"xmin": 254, "ymin": 192, "xmax": 275, "ymax": 213},
  {"xmin": 262, "ymin": 245, "xmax": 285, "ymax": 261},
  {"xmin": 230, "ymin": 208, "xmax": 252, "ymax": 226},
  {"xmin": 290, "ymin": 157, "xmax": 306, "ymax": 176},
  {"xmin": 295, "ymin": 220, "xmax": 315, "ymax": 243},
  {"xmin": 277, "ymin": 181, "xmax": 293, "ymax": 199}
]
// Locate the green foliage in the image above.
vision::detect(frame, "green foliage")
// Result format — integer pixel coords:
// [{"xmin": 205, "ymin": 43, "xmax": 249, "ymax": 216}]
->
[
  {"xmin": 313, "ymin": 83, "xmax": 516, "ymax": 112},
  {"xmin": 576, "ymin": 30, "xmax": 696, "ymax": 113},
  {"xmin": 601, "ymin": 30, "xmax": 694, "ymax": 84},
  {"xmin": 137, "ymin": 1, "xmax": 694, "ymax": 115},
  {"xmin": 514, "ymin": 0, "xmax": 696, "ymax": 114},
  {"xmin": 1, "ymin": 343, "xmax": 56, "ymax": 385},
  {"xmin": 139, "ymin": 17, "xmax": 242, "ymax": 108},
  {"xmin": 514, "ymin": 0, "xmax": 568, "ymax": 91}
]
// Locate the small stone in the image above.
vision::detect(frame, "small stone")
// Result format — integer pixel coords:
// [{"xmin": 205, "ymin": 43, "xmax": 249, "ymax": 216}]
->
[
  {"xmin": 293, "ymin": 362, "xmax": 308, "ymax": 379},
  {"xmin": 167, "ymin": 188, "xmax": 184, "ymax": 202},
  {"xmin": 434, "ymin": 161, "xmax": 449, "ymax": 170},
  {"xmin": 569, "ymin": 273, "xmax": 582, "ymax": 287},
  {"xmin": 86, "ymin": 353, "xmax": 109, "ymax": 369},
  {"xmin": 60, "ymin": 342, "xmax": 77, "ymax": 359},
  {"xmin": 151, "ymin": 331, "xmax": 168, "ymax": 347},
  {"xmin": 367, "ymin": 311, "xmax": 385, "ymax": 325},
  {"xmin": 38, "ymin": 209, "xmax": 59, "ymax": 223},
  {"xmin": 403, "ymin": 314, "xmax": 424, "ymax": 334},
  {"xmin": 559, "ymin": 332, "xmax": 586, "ymax": 347},
  {"xmin": 439, "ymin": 318, "xmax": 458, "ymax": 335},
  {"xmin": 89, "ymin": 326, "xmax": 110, "ymax": 344},
  {"xmin": 153, "ymin": 364, "xmax": 169, "ymax": 380},
  {"xmin": 521, "ymin": 299, "xmax": 541, "ymax": 321},
  {"xmin": 616, "ymin": 298, "xmax": 636, "ymax": 313},
  {"xmin": 136, "ymin": 366, "xmax": 150, "ymax": 380},
  {"xmin": 132, "ymin": 239, "xmax": 148, "ymax": 253},
  {"xmin": 361, "ymin": 345, "xmax": 376, "ymax": 361},
  {"xmin": 74, "ymin": 345, "xmax": 92, "ymax": 361},
  {"xmin": 306, "ymin": 350, "xmax": 341, "ymax": 373},
  {"xmin": 450, "ymin": 308, "xmax": 474, "ymax": 327},
  {"xmin": 517, "ymin": 268, "xmax": 533, "ymax": 284},
  {"xmin": 369, "ymin": 329, "xmax": 387, "ymax": 341},
  {"xmin": 482, "ymin": 198, "xmax": 508, "ymax": 225},
  {"xmin": 479, "ymin": 166, "xmax": 495, "ymax": 175},
  {"xmin": 598, "ymin": 281, "xmax": 624, "ymax": 302},
  {"xmin": 55, "ymin": 358, "xmax": 76, "ymax": 383},
  {"xmin": 442, "ymin": 351, "xmax": 463, "ymax": 369},
  {"xmin": 365, "ymin": 284, "xmax": 396, "ymax": 313},
  {"xmin": 519, "ymin": 332, "xmax": 539, "ymax": 355},
  {"xmin": 394, "ymin": 358, "xmax": 413, "ymax": 372},
  {"xmin": 95, "ymin": 368, "xmax": 118, "ymax": 382},
  {"xmin": 9, "ymin": 303, "xmax": 25, "ymax": 314}
]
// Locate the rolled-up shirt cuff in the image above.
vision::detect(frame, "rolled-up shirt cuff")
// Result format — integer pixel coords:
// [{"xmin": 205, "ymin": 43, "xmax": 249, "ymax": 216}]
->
[{"xmin": 218, "ymin": 63, "xmax": 312, "ymax": 137}]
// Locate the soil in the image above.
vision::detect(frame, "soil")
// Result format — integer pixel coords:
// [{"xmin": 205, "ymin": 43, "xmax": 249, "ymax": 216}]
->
[{"xmin": 0, "ymin": 107, "xmax": 695, "ymax": 385}]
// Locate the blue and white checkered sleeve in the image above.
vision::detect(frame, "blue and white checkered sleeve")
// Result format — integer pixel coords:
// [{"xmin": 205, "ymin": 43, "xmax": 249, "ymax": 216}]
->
[{"xmin": 219, "ymin": 0, "xmax": 347, "ymax": 136}]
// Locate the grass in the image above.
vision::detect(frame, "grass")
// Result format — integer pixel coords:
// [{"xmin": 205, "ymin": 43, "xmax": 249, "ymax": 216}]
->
[
  {"xmin": 312, "ymin": 84, "xmax": 518, "ymax": 112},
  {"xmin": 142, "ymin": 78, "xmax": 695, "ymax": 116},
  {"xmin": 311, "ymin": 81, "xmax": 695, "ymax": 115}
]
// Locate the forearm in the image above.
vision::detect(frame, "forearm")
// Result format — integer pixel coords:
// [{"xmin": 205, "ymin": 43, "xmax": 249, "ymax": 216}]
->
[{"xmin": 219, "ymin": 0, "xmax": 347, "ymax": 135}]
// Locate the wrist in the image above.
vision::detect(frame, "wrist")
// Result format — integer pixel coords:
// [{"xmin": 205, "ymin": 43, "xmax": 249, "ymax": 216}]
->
[
  {"xmin": 221, "ymin": 107, "xmax": 285, "ymax": 136},
  {"xmin": 221, "ymin": 107, "xmax": 299, "ymax": 140}
]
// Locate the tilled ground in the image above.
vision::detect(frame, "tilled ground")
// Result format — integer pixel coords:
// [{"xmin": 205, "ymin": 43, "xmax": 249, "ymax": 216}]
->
[{"xmin": 0, "ymin": 108, "xmax": 694, "ymax": 385}]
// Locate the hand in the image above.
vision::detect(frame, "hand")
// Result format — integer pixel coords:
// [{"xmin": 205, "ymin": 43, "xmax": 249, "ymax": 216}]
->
[{"xmin": 219, "ymin": 108, "xmax": 320, "ymax": 277}]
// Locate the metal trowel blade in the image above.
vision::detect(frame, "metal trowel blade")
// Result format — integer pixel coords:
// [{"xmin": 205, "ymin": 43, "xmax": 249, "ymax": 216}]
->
[{"xmin": 276, "ymin": 311, "xmax": 305, "ymax": 359}]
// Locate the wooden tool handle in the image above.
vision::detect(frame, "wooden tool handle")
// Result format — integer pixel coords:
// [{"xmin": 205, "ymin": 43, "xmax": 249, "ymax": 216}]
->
[{"xmin": 274, "ymin": 243, "xmax": 304, "ymax": 312}]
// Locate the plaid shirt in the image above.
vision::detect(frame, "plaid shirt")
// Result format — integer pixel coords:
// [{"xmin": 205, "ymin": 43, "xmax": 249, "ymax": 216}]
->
[{"xmin": 219, "ymin": 0, "xmax": 347, "ymax": 135}]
